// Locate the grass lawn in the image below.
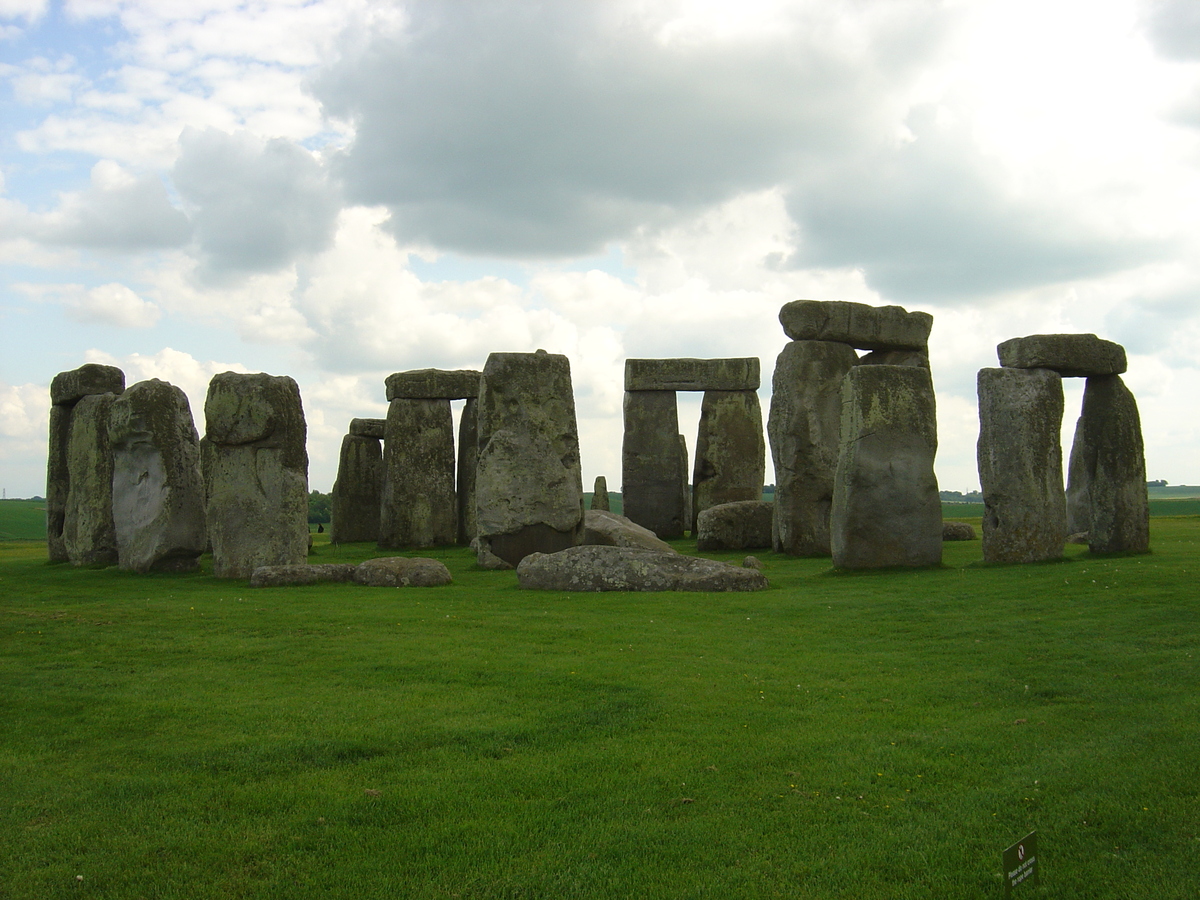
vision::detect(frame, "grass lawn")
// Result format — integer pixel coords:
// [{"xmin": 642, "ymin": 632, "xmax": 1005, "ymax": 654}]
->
[{"xmin": 2, "ymin": 518, "xmax": 1198, "ymax": 898}]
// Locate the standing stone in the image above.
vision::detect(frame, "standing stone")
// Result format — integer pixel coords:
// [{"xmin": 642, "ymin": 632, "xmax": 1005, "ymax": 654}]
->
[
  {"xmin": 831, "ymin": 366, "xmax": 941, "ymax": 568},
  {"xmin": 1066, "ymin": 375, "xmax": 1149, "ymax": 554},
  {"xmin": 591, "ymin": 476, "xmax": 610, "ymax": 511},
  {"xmin": 976, "ymin": 367, "xmax": 1067, "ymax": 563},
  {"xmin": 622, "ymin": 390, "xmax": 687, "ymax": 538},
  {"xmin": 62, "ymin": 393, "xmax": 120, "ymax": 566},
  {"xmin": 1065, "ymin": 424, "xmax": 1091, "ymax": 536},
  {"xmin": 768, "ymin": 339, "xmax": 858, "ymax": 556},
  {"xmin": 204, "ymin": 372, "xmax": 309, "ymax": 579},
  {"xmin": 46, "ymin": 363, "xmax": 125, "ymax": 563},
  {"xmin": 379, "ymin": 398, "xmax": 457, "ymax": 548},
  {"xmin": 679, "ymin": 435, "xmax": 692, "ymax": 533},
  {"xmin": 330, "ymin": 433, "xmax": 383, "ymax": 544},
  {"xmin": 475, "ymin": 350, "xmax": 584, "ymax": 567},
  {"xmin": 457, "ymin": 397, "xmax": 479, "ymax": 546},
  {"xmin": 692, "ymin": 390, "xmax": 765, "ymax": 532},
  {"xmin": 108, "ymin": 379, "xmax": 206, "ymax": 573}
]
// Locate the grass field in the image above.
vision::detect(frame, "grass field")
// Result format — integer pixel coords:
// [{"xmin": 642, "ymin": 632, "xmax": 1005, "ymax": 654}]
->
[
  {"xmin": 0, "ymin": 500, "xmax": 49, "ymax": 541},
  {"xmin": 2, "ymin": 515, "xmax": 1199, "ymax": 898}
]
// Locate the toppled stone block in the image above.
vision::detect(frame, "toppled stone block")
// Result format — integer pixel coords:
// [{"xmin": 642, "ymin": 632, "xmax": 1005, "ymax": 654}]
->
[
  {"xmin": 50, "ymin": 363, "xmax": 125, "ymax": 407},
  {"xmin": 583, "ymin": 509, "xmax": 676, "ymax": 552},
  {"xmin": 977, "ymin": 367, "xmax": 1067, "ymax": 563},
  {"xmin": 696, "ymin": 500, "xmax": 773, "ymax": 551},
  {"xmin": 109, "ymin": 379, "xmax": 207, "ymax": 573},
  {"xmin": 349, "ymin": 417, "xmax": 386, "ymax": 439},
  {"xmin": 624, "ymin": 358, "xmax": 760, "ymax": 392},
  {"xmin": 997, "ymin": 334, "xmax": 1126, "ymax": 377},
  {"xmin": 779, "ymin": 300, "xmax": 932, "ymax": 351},
  {"xmin": 692, "ymin": 390, "xmax": 765, "ymax": 531},
  {"xmin": 249, "ymin": 563, "xmax": 358, "ymax": 587},
  {"xmin": 768, "ymin": 339, "xmax": 857, "ymax": 556},
  {"xmin": 516, "ymin": 545, "xmax": 769, "ymax": 592},
  {"xmin": 942, "ymin": 521, "xmax": 977, "ymax": 541},
  {"xmin": 385, "ymin": 368, "xmax": 481, "ymax": 401},
  {"xmin": 831, "ymin": 366, "xmax": 941, "ymax": 568},
  {"xmin": 622, "ymin": 390, "xmax": 687, "ymax": 538},
  {"xmin": 354, "ymin": 556, "xmax": 453, "ymax": 587}
]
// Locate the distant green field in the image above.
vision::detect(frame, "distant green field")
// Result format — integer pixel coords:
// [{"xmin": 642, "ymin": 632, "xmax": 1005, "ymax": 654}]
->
[
  {"xmin": 0, "ymin": 500, "xmax": 46, "ymax": 541},
  {"xmin": 1148, "ymin": 485, "xmax": 1200, "ymax": 499}
]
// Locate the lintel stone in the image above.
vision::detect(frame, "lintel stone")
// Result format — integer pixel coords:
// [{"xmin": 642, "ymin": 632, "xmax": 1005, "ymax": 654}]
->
[
  {"xmin": 385, "ymin": 368, "xmax": 482, "ymax": 401},
  {"xmin": 349, "ymin": 417, "xmax": 386, "ymax": 438},
  {"xmin": 50, "ymin": 363, "xmax": 125, "ymax": 406},
  {"xmin": 624, "ymin": 358, "xmax": 759, "ymax": 392},
  {"xmin": 997, "ymin": 334, "xmax": 1127, "ymax": 377},
  {"xmin": 779, "ymin": 299, "xmax": 932, "ymax": 351}
]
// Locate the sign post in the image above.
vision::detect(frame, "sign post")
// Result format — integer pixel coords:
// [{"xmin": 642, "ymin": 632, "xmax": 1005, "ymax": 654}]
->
[{"xmin": 1002, "ymin": 831, "xmax": 1039, "ymax": 897}]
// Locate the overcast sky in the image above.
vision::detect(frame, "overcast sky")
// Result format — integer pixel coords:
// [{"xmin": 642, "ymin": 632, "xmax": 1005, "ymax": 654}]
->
[{"xmin": 2, "ymin": 0, "xmax": 1199, "ymax": 498}]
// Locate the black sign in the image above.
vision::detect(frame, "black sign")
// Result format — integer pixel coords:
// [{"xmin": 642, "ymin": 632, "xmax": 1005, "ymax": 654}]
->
[{"xmin": 1003, "ymin": 831, "xmax": 1038, "ymax": 897}]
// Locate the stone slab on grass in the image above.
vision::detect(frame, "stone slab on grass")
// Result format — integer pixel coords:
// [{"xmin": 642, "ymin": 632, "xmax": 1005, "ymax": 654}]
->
[
  {"xmin": 582, "ymin": 509, "xmax": 676, "ymax": 552},
  {"xmin": 250, "ymin": 563, "xmax": 359, "ymax": 587},
  {"xmin": 696, "ymin": 500, "xmax": 773, "ymax": 551},
  {"xmin": 516, "ymin": 545, "xmax": 768, "ymax": 592},
  {"xmin": 354, "ymin": 556, "xmax": 453, "ymax": 587}
]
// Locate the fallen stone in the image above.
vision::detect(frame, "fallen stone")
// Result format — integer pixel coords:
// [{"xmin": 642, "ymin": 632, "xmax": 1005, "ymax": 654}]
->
[
  {"xmin": 354, "ymin": 556, "xmax": 453, "ymax": 587},
  {"xmin": 385, "ymin": 368, "xmax": 481, "ymax": 401},
  {"xmin": 997, "ymin": 334, "xmax": 1126, "ymax": 377},
  {"xmin": 624, "ymin": 357, "xmax": 760, "ymax": 392},
  {"xmin": 692, "ymin": 390, "xmax": 765, "ymax": 532},
  {"xmin": 696, "ymin": 500, "xmax": 773, "ymax": 551},
  {"xmin": 768, "ymin": 339, "xmax": 857, "ymax": 556},
  {"xmin": 742, "ymin": 556, "xmax": 764, "ymax": 570},
  {"xmin": 516, "ymin": 545, "xmax": 769, "ymax": 592},
  {"xmin": 472, "ymin": 537, "xmax": 515, "ymax": 570},
  {"xmin": 349, "ymin": 417, "xmax": 386, "ymax": 439},
  {"xmin": 331, "ymin": 433, "xmax": 383, "ymax": 544},
  {"xmin": 590, "ymin": 475, "xmax": 611, "ymax": 511},
  {"xmin": 108, "ymin": 379, "xmax": 207, "ymax": 573},
  {"xmin": 583, "ymin": 509, "xmax": 676, "ymax": 552},
  {"xmin": 379, "ymin": 398, "xmax": 457, "ymax": 548},
  {"xmin": 622, "ymin": 390, "xmax": 687, "ymax": 538},
  {"xmin": 1067, "ymin": 532, "xmax": 1089, "ymax": 545},
  {"xmin": 249, "ymin": 563, "xmax": 358, "ymax": 587},
  {"xmin": 942, "ymin": 521, "xmax": 977, "ymax": 541},
  {"xmin": 779, "ymin": 300, "xmax": 932, "ymax": 351},
  {"xmin": 831, "ymin": 366, "xmax": 942, "ymax": 568},
  {"xmin": 977, "ymin": 367, "xmax": 1067, "ymax": 563},
  {"xmin": 50, "ymin": 363, "xmax": 125, "ymax": 407}
]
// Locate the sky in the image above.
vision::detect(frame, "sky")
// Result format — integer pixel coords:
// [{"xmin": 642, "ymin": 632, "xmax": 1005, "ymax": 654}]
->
[{"xmin": 2, "ymin": 0, "xmax": 1199, "ymax": 499}]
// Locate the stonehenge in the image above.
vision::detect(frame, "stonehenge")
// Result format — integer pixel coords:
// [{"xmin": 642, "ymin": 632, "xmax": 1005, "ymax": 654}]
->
[
  {"xmin": 620, "ymin": 357, "xmax": 764, "ymax": 539},
  {"xmin": 330, "ymin": 418, "xmax": 384, "ymax": 544},
  {"xmin": 977, "ymin": 333, "xmax": 1148, "ymax": 560}
]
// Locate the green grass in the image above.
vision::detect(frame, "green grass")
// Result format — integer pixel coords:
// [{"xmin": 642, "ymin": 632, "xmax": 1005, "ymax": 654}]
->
[
  {"xmin": 2, "ymin": 521, "xmax": 1199, "ymax": 898},
  {"xmin": 0, "ymin": 500, "xmax": 48, "ymax": 541}
]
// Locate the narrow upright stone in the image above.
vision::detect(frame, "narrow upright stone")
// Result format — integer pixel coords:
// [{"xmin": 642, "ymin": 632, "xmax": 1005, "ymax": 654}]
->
[
  {"xmin": 622, "ymin": 390, "xmax": 687, "ymax": 538},
  {"xmin": 1066, "ymin": 375, "xmax": 1149, "ymax": 554},
  {"xmin": 768, "ymin": 339, "xmax": 858, "ymax": 556},
  {"xmin": 330, "ymin": 432, "xmax": 383, "ymax": 544},
  {"xmin": 108, "ymin": 379, "xmax": 207, "ymax": 573},
  {"xmin": 379, "ymin": 398, "xmax": 457, "ymax": 548},
  {"xmin": 977, "ymin": 367, "xmax": 1067, "ymax": 563},
  {"xmin": 204, "ymin": 373, "xmax": 309, "ymax": 578},
  {"xmin": 62, "ymin": 393, "xmax": 120, "ymax": 566},
  {"xmin": 475, "ymin": 350, "xmax": 584, "ymax": 566},
  {"xmin": 591, "ymin": 476, "xmax": 611, "ymax": 511},
  {"xmin": 831, "ymin": 366, "xmax": 941, "ymax": 568},
  {"xmin": 692, "ymin": 390, "xmax": 766, "ymax": 532},
  {"xmin": 457, "ymin": 397, "xmax": 479, "ymax": 546}
]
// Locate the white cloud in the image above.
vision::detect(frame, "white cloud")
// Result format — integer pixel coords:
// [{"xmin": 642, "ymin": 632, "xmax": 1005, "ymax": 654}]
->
[{"xmin": 68, "ymin": 282, "xmax": 160, "ymax": 327}]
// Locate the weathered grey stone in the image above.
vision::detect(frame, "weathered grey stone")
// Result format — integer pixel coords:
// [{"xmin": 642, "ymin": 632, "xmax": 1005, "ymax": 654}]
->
[
  {"xmin": 108, "ymin": 379, "xmax": 206, "ymax": 573},
  {"xmin": 1067, "ymin": 531, "xmax": 1089, "ymax": 545},
  {"xmin": 977, "ymin": 367, "xmax": 1067, "ymax": 563},
  {"xmin": 942, "ymin": 521, "xmax": 977, "ymax": 541},
  {"xmin": 354, "ymin": 556, "xmax": 453, "ymax": 587},
  {"xmin": 1065, "ymin": 424, "xmax": 1091, "ymax": 536},
  {"xmin": 330, "ymin": 433, "xmax": 383, "ymax": 544},
  {"xmin": 456, "ymin": 397, "xmax": 479, "ymax": 546},
  {"xmin": 385, "ymin": 368, "xmax": 481, "ymax": 401},
  {"xmin": 624, "ymin": 357, "xmax": 760, "ymax": 392},
  {"xmin": 62, "ymin": 392, "xmax": 119, "ymax": 566},
  {"xmin": 249, "ymin": 563, "xmax": 358, "ymax": 587},
  {"xmin": 516, "ymin": 545, "xmax": 769, "ymax": 592},
  {"xmin": 856, "ymin": 348, "xmax": 930, "ymax": 368},
  {"xmin": 622, "ymin": 391, "xmax": 687, "ymax": 539},
  {"xmin": 475, "ymin": 351, "xmax": 584, "ymax": 567},
  {"xmin": 349, "ymin": 417, "xmax": 386, "ymax": 439},
  {"xmin": 780, "ymin": 300, "xmax": 933, "ymax": 351},
  {"xmin": 997, "ymin": 334, "xmax": 1126, "ymax": 377},
  {"xmin": 768, "ymin": 340, "xmax": 858, "ymax": 556},
  {"xmin": 379, "ymin": 398, "xmax": 457, "ymax": 548},
  {"xmin": 204, "ymin": 373, "xmax": 309, "ymax": 579},
  {"xmin": 742, "ymin": 555, "xmax": 764, "ymax": 570},
  {"xmin": 696, "ymin": 500, "xmax": 774, "ymax": 551},
  {"xmin": 1066, "ymin": 375, "xmax": 1149, "ymax": 554},
  {"xmin": 50, "ymin": 363, "xmax": 125, "ymax": 407},
  {"xmin": 46, "ymin": 405, "xmax": 72, "ymax": 562},
  {"xmin": 692, "ymin": 390, "xmax": 765, "ymax": 532},
  {"xmin": 831, "ymin": 366, "xmax": 941, "ymax": 568},
  {"xmin": 590, "ymin": 476, "xmax": 610, "ymax": 511},
  {"xmin": 472, "ymin": 537, "xmax": 514, "ymax": 570},
  {"xmin": 583, "ymin": 509, "xmax": 676, "ymax": 552}
]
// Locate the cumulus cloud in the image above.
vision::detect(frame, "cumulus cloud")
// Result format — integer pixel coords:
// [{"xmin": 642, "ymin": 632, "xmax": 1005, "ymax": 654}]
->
[
  {"xmin": 1142, "ymin": 0, "xmax": 1200, "ymax": 60},
  {"xmin": 172, "ymin": 126, "xmax": 341, "ymax": 279},
  {"xmin": 15, "ymin": 280, "xmax": 161, "ymax": 327}
]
